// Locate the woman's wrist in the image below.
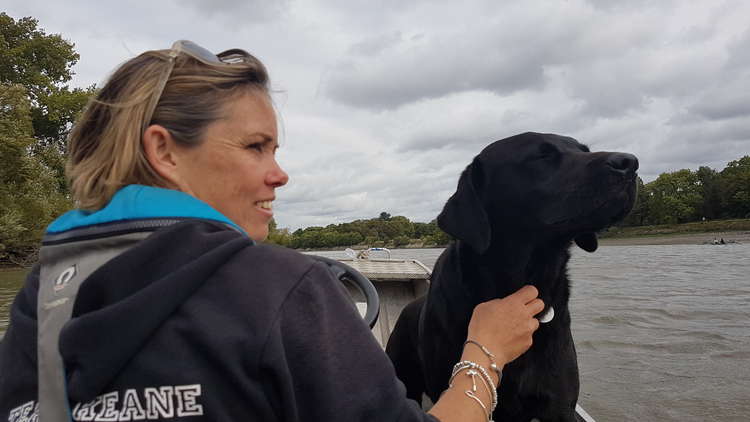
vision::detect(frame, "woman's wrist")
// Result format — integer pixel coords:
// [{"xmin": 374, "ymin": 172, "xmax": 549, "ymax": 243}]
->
[
  {"xmin": 429, "ymin": 343, "xmax": 503, "ymax": 422},
  {"xmin": 459, "ymin": 344, "xmax": 501, "ymax": 387}
]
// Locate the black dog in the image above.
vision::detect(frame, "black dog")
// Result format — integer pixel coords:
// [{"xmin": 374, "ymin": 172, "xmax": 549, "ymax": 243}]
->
[{"xmin": 386, "ymin": 132, "xmax": 638, "ymax": 421}]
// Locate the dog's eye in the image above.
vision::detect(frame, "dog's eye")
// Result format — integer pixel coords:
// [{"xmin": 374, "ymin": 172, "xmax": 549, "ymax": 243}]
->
[{"xmin": 533, "ymin": 144, "xmax": 559, "ymax": 160}]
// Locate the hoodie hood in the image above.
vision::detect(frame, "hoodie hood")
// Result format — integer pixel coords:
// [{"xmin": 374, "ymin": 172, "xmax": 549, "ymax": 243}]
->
[
  {"xmin": 60, "ymin": 222, "xmax": 250, "ymax": 401},
  {"xmin": 36, "ymin": 185, "xmax": 252, "ymax": 402}
]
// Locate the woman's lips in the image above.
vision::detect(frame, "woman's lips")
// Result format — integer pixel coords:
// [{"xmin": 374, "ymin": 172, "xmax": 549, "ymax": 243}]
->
[{"xmin": 256, "ymin": 200, "xmax": 273, "ymax": 217}]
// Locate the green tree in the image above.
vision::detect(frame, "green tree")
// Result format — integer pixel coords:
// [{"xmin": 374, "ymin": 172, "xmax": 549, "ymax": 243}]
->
[
  {"xmin": 265, "ymin": 218, "xmax": 292, "ymax": 247},
  {"xmin": 0, "ymin": 13, "xmax": 95, "ymax": 188},
  {"xmin": 425, "ymin": 230, "xmax": 452, "ymax": 247},
  {"xmin": 0, "ymin": 14, "xmax": 97, "ymax": 263},
  {"xmin": 413, "ymin": 222, "xmax": 437, "ymax": 238},
  {"xmin": 0, "ymin": 83, "xmax": 72, "ymax": 264},
  {"xmin": 393, "ymin": 235, "xmax": 410, "ymax": 247},
  {"xmin": 386, "ymin": 216, "xmax": 414, "ymax": 239},
  {"xmin": 720, "ymin": 156, "xmax": 750, "ymax": 218},
  {"xmin": 646, "ymin": 169, "xmax": 702, "ymax": 224},
  {"xmin": 695, "ymin": 166, "xmax": 722, "ymax": 220}
]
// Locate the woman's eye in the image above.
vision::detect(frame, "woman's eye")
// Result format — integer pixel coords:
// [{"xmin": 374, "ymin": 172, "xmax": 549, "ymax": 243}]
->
[{"xmin": 247, "ymin": 143, "xmax": 264, "ymax": 151}]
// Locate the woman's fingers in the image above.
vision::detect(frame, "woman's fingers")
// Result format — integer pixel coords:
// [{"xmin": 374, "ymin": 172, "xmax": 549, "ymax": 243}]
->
[
  {"xmin": 527, "ymin": 298, "xmax": 545, "ymax": 316},
  {"xmin": 529, "ymin": 316, "xmax": 540, "ymax": 332},
  {"xmin": 513, "ymin": 284, "xmax": 539, "ymax": 303},
  {"xmin": 509, "ymin": 285, "xmax": 545, "ymax": 316}
]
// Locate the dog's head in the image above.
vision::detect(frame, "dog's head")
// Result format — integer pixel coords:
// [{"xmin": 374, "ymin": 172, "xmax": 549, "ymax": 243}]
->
[{"xmin": 438, "ymin": 132, "xmax": 638, "ymax": 254}]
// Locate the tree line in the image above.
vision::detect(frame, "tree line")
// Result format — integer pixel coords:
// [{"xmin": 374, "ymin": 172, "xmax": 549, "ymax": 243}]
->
[
  {"xmin": 1, "ymin": 13, "xmax": 748, "ymax": 263},
  {"xmin": 266, "ymin": 212, "xmax": 451, "ymax": 250},
  {"xmin": 621, "ymin": 158, "xmax": 750, "ymax": 226}
]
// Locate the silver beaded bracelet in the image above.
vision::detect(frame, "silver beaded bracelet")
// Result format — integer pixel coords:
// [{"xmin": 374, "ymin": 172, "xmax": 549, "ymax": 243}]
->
[
  {"xmin": 450, "ymin": 360, "xmax": 498, "ymax": 413},
  {"xmin": 464, "ymin": 339, "xmax": 503, "ymax": 381},
  {"xmin": 465, "ymin": 389, "xmax": 492, "ymax": 422}
]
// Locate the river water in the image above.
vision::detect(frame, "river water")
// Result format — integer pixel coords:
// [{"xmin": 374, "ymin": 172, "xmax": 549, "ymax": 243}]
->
[{"xmin": 2, "ymin": 244, "xmax": 748, "ymax": 421}]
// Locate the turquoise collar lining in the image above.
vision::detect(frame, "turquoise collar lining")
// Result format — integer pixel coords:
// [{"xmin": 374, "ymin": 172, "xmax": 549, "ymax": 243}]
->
[{"xmin": 47, "ymin": 185, "xmax": 245, "ymax": 235}]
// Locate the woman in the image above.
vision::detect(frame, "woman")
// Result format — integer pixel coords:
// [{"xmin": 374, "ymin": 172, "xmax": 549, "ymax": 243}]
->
[{"xmin": 0, "ymin": 41, "xmax": 543, "ymax": 421}]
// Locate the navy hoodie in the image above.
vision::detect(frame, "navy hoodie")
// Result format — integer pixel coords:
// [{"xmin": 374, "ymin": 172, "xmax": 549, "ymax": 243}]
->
[{"xmin": 0, "ymin": 185, "xmax": 435, "ymax": 422}]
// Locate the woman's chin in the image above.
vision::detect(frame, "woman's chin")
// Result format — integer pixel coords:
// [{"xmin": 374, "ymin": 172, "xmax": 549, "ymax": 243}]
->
[{"xmin": 246, "ymin": 225, "xmax": 269, "ymax": 242}]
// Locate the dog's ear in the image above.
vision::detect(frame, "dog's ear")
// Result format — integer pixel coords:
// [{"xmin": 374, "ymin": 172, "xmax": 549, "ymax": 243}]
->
[
  {"xmin": 574, "ymin": 232, "xmax": 598, "ymax": 252},
  {"xmin": 437, "ymin": 157, "xmax": 491, "ymax": 254}
]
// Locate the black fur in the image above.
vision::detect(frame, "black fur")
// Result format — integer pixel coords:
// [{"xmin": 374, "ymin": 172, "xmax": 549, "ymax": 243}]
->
[{"xmin": 386, "ymin": 132, "xmax": 638, "ymax": 421}]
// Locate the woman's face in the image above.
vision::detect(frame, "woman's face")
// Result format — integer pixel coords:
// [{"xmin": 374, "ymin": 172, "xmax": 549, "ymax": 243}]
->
[{"xmin": 174, "ymin": 91, "xmax": 288, "ymax": 241}]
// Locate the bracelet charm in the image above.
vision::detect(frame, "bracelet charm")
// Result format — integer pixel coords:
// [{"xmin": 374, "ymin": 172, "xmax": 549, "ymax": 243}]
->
[{"xmin": 450, "ymin": 360, "xmax": 498, "ymax": 413}]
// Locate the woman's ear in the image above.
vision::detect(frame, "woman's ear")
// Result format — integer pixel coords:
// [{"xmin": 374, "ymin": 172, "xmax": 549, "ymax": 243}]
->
[{"xmin": 142, "ymin": 125, "xmax": 182, "ymax": 188}]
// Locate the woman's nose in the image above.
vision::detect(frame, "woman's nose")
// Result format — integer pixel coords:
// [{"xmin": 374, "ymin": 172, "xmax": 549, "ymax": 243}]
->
[{"xmin": 267, "ymin": 159, "xmax": 289, "ymax": 188}]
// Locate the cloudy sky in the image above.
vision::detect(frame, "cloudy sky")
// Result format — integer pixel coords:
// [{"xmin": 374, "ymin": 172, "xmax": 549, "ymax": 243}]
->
[{"xmin": 5, "ymin": 0, "xmax": 750, "ymax": 230}]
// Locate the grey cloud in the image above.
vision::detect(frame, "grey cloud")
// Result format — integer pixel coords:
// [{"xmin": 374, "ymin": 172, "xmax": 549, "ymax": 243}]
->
[
  {"xmin": 276, "ymin": 145, "xmax": 469, "ymax": 230},
  {"xmin": 683, "ymin": 71, "xmax": 750, "ymax": 121},
  {"xmin": 567, "ymin": 69, "xmax": 649, "ymax": 119},
  {"xmin": 725, "ymin": 27, "xmax": 750, "ymax": 70},
  {"xmin": 398, "ymin": 134, "xmax": 467, "ymax": 154},
  {"xmin": 643, "ymin": 117, "xmax": 750, "ymax": 176},
  {"xmin": 321, "ymin": 6, "xmax": 676, "ymax": 116},
  {"xmin": 347, "ymin": 32, "xmax": 404, "ymax": 56},
  {"xmin": 677, "ymin": 25, "xmax": 718, "ymax": 45},
  {"xmin": 323, "ymin": 20, "xmax": 574, "ymax": 110},
  {"xmin": 321, "ymin": 1, "xmax": 744, "ymax": 125},
  {"xmin": 689, "ymin": 95, "xmax": 750, "ymax": 122},
  {"xmin": 585, "ymin": 0, "xmax": 673, "ymax": 12},
  {"xmin": 179, "ymin": 0, "xmax": 290, "ymax": 22},
  {"xmin": 398, "ymin": 126, "xmax": 518, "ymax": 155},
  {"xmin": 392, "ymin": 93, "xmax": 599, "ymax": 154},
  {"xmin": 324, "ymin": 58, "xmax": 545, "ymax": 111}
]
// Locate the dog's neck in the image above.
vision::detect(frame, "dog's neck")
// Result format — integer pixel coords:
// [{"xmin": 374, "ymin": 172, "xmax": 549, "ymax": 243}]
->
[{"xmin": 457, "ymin": 233, "xmax": 572, "ymax": 308}]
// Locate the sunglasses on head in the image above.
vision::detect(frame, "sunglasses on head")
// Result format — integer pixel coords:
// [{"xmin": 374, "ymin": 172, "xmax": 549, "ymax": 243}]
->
[{"xmin": 142, "ymin": 40, "xmax": 254, "ymax": 133}]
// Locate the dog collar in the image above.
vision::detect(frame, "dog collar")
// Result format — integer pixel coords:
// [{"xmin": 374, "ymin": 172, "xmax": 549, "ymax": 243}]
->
[{"xmin": 539, "ymin": 306, "xmax": 555, "ymax": 323}]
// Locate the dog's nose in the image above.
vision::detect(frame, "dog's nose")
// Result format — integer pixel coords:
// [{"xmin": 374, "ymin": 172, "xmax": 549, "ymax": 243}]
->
[{"xmin": 605, "ymin": 153, "xmax": 639, "ymax": 176}]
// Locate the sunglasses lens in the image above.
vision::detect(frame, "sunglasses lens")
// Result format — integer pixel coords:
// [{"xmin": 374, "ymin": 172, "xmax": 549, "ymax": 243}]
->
[{"xmin": 173, "ymin": 40, "xmax": 222, "ymax": 64}]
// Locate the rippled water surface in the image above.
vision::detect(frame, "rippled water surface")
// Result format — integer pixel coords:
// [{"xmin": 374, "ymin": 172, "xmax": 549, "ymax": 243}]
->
[
  {"xmin": 0, "ymin": 268, "xmax": 27, "ymax": 336},
  {"xmin": 2, "ymin": 244, "xmax": 748, "ymax": 421}
]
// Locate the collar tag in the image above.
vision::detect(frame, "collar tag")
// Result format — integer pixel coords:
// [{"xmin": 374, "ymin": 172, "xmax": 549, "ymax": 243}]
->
[{"xmin": 539, "ymin": 306, "xmax": 555, "ymax": 323}]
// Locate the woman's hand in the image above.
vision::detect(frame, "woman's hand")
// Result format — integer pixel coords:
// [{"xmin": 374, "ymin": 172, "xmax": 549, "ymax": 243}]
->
[
  {"xmin": 466, "ymin": 285, "xmax": 545, "ymax": 368},
  {"xmin": 428, "ymin": 285, "xmax": 544, "ymax": 422}
]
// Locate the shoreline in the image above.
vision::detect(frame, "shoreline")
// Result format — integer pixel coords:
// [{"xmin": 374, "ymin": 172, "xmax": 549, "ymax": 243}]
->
[
  {"xmin": 301, "ymin": 230, "xmax": 750, "ymax": 251},
  {"xmin": 599, "ymin": 230, "xmax": 749, "ymax": 246},
  {"xmin": 2, "ymin": 231, "xmax": 747, "ymax": 271}
]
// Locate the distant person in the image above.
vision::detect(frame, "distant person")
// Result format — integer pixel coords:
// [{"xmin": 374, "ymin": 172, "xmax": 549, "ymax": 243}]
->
[{"xmin": 0, "ymin": 40, "xmax": 543, "ymax": 421}]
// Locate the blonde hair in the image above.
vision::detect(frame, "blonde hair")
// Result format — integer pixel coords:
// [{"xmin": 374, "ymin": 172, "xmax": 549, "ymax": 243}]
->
[{"xmin": 66, "ymin": 46, "xmax": 269, "ymax": 210}]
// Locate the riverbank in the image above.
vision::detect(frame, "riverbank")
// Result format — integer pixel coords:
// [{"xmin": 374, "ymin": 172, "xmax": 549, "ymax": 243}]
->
[
  {"xmin": 3, "ymin": 220, "xmax": 748, "ymax": 268},
  {"xmin": 599, "ymin": 230, "xmax": 749, "ymax": 246},
  {"xmin": 308, "ymin": 230, "xmax": 749, "ymax": 250},
  {"xmin": 599, "ymin": 218, "xmax": 750, "ymax": 246}
]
